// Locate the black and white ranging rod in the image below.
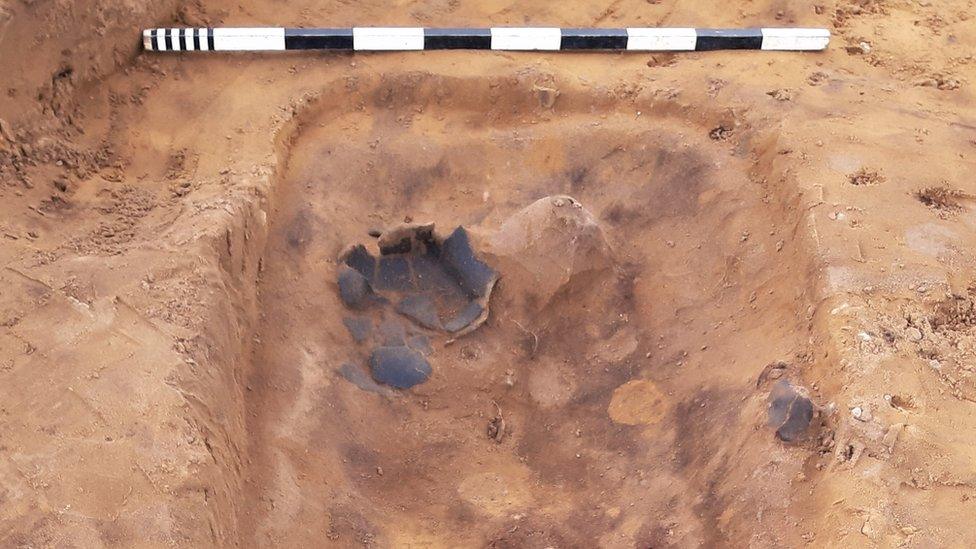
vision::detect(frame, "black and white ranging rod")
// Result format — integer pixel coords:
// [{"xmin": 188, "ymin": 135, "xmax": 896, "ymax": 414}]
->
[{"xmin": 142, "ymin": 27, "xmax": 829, "ymax": 53}]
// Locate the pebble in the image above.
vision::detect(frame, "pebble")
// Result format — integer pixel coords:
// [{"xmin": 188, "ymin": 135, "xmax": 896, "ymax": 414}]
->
[
  {"xmin": 906, "ymin": 327, "xmax": 923, "ymax": 341},
  {"xmin": 861, "ymin": 518, "xmax": 880, "ymax": 540},
  {"xmin": 502, "ymin": 370, "xmax": 516, "ymax": 387}
]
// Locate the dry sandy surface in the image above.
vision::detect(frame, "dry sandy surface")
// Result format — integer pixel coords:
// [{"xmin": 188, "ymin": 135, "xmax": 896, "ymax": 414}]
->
[{"xmin": 1, "ymin": 0, "xmax": 976, "ymax": 547}]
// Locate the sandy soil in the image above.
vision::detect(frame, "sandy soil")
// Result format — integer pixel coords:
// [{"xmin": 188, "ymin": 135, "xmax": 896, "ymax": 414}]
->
[{"xmin": 1, "ymin": 0, "xmax": 976, "ymax": 547}]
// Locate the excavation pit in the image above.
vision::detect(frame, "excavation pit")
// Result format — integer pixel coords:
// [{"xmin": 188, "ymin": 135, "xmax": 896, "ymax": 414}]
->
[{"xmin": 244, "ymin": 74, "xmax": 815, "ymax": 546}]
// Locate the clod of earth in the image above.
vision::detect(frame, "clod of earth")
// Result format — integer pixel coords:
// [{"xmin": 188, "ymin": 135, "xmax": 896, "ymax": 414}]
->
[
  {"xmin": 483, "ymin": 195, "xmax": 613, "ymax": 325},
  {"xmin": 915, "ymin": 186, "xmax": 972, "ymax": 214},
  {"xmin": 756, "ymin": 360, "xmax": 789, "ymax": 388},
  {"xmin": 848, "ymin": 168, "xmax": 884, "ymax": 186},
  {"xmin": 768, "ymin": 379, "xmax": 815, "ymax": 442},
  {"xmin": 709, "ymin": 125, "xmax": 733, "ymax": 140},
  {"xmin": 487, "ymin": 414, "xmax": 506, "ymax": 442}
]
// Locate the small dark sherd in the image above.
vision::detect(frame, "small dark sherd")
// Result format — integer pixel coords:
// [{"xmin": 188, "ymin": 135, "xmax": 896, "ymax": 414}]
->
[
  {"xmin": 377, "ymin": 318, "xmax": 407, "ymax": 346},
  {"xmin": 338, "ymin": 363, "xmax": 392, "ymax": 395},
  {"xmin": 396, "ymin": 294, "xmax": 443, "ymax": 330},
  {"xmin": 768, "ymin": 379, "xmax": 814, "ymax": 442},
  {"xmin": 779, "ymin": 397, "xmax": 814, "ymax": 441},
  {"xmin": 444, "ymin": 301, "xmax": 484, "ymax": 333},
  {"xmin": 342, "ymin": 244, "xmax": 377, "ymax": 282},
  {"xmin": 768, "ymin": 380, "xmax": 796, "ymax": 425},
  {"xmin": 368, "ymin": 346, "xmax": 432, "ymax": 389},
  {"xmin": 342, "ymin": 316, "xmax": 372, "ymax": 343},
  {"xmin": 338, "ymin": 266, "xmax": 372, "ymax": 308},
  {"xmin": 411, "ymin": 253, "xmax": 470, "ymax": 307},
  {"xmin": 441, "ymin": 227, "xmax": 498, "ymax": 298},
  {"xmin": 407, "ymin": 334, "xmax": 432, "ymax": 355},
  {"xmin": 376, "ymin": 256, "xmax": 413, "ymax": 292}
]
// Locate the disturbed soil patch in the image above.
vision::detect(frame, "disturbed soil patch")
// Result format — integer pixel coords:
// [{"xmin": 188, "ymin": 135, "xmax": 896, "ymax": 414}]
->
[
  {"xmin": 848, "ymin": 168, "xmax": 884, "ymax": 186},
  {"xmin": 915, "ymin": 185, "xmax": 973, "ymax": 215}
]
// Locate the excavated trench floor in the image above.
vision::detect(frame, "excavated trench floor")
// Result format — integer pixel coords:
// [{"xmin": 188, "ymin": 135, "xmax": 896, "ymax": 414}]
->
[{"xmin": 241, "ymin": 78, "xmax": 816, "ymax": 547}]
